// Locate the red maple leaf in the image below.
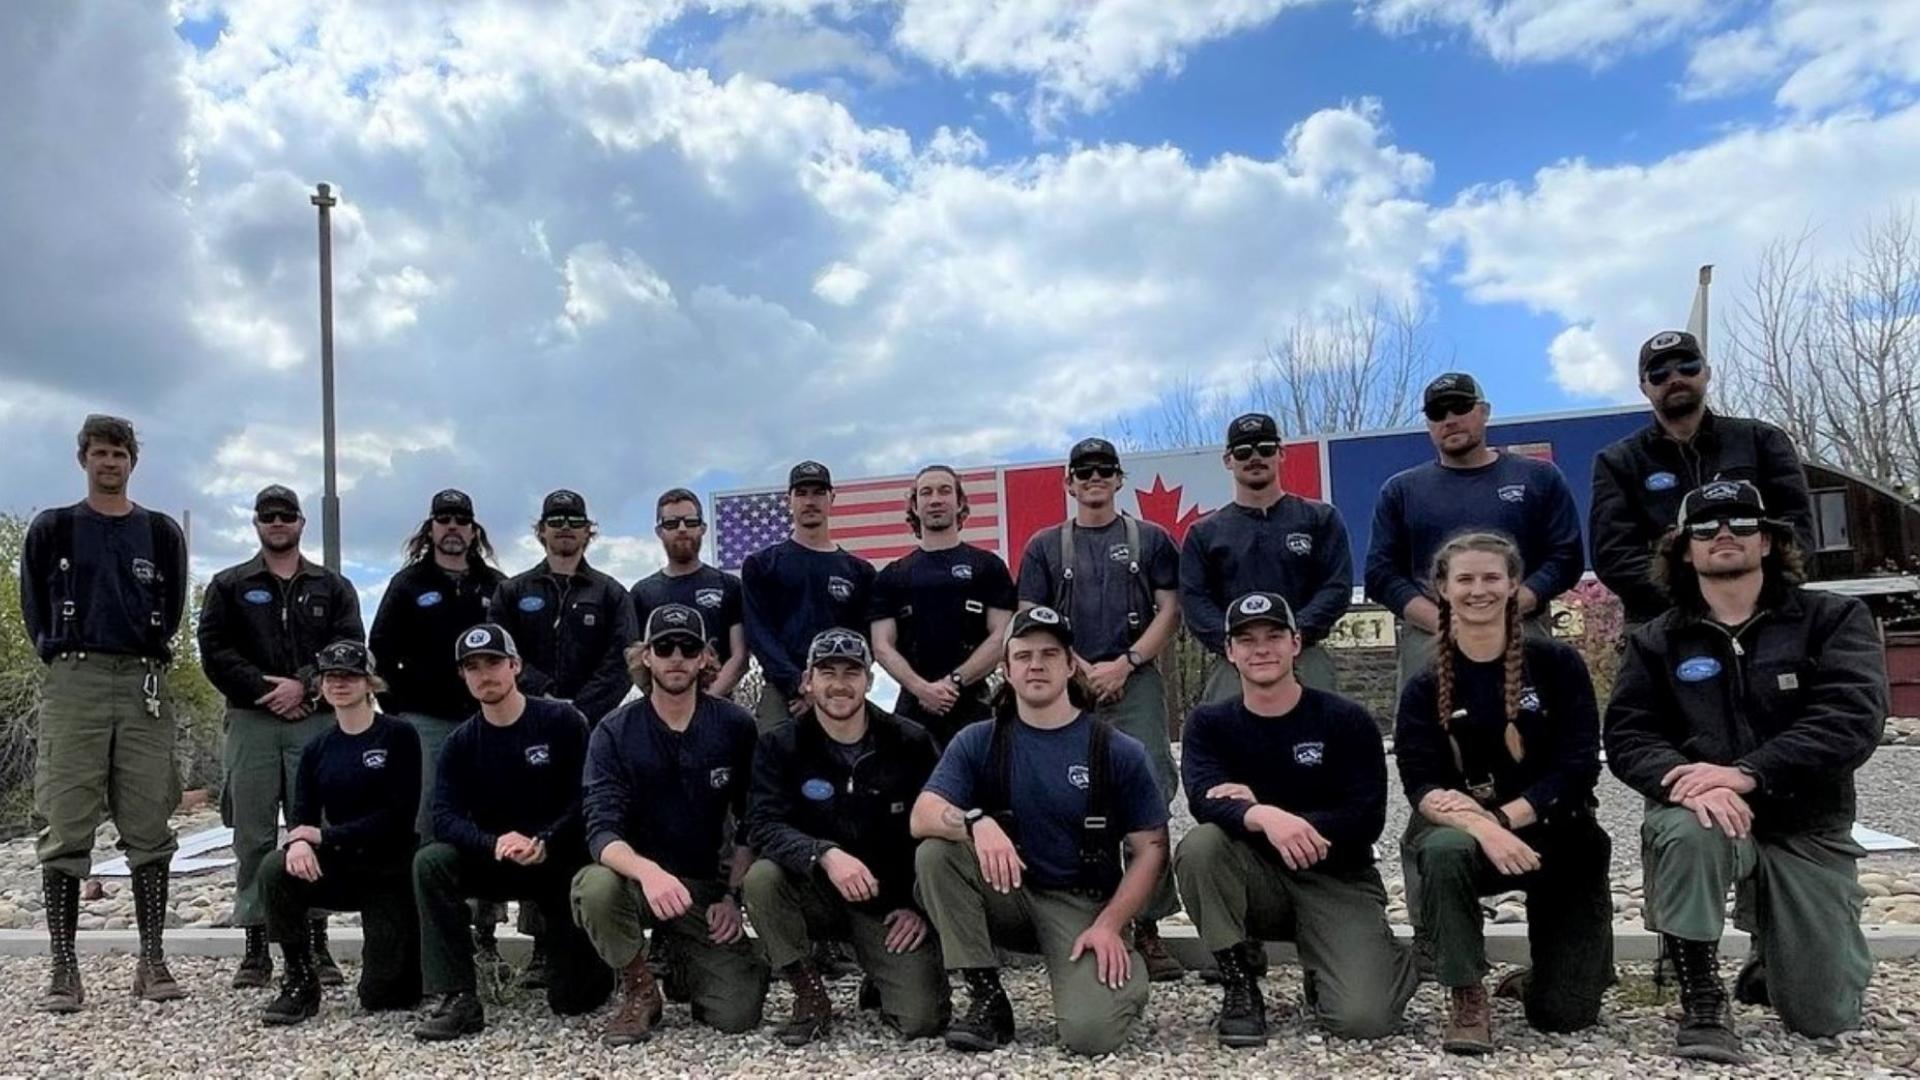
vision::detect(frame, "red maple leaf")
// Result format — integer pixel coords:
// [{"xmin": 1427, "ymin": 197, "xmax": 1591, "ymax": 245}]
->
[{"xmin": 1133, "ymin": 476, "xmax": 1205, "ymax": 543}]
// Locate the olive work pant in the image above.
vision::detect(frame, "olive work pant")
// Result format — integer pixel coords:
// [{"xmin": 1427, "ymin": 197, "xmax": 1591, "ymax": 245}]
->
[
  {"xmin": 1408, "ymin": 819, "xmax": 1613, "ymax": 1033},
  {"xmin": 570, "ymin": 865, "xmax": 769, "ymax": 1034},
  {"xmin": 1640, "ymin": 802, "xmax": 1872, "ymax": 1038},
  {"xmin": 913, "ymin": 838, "xmax": 1148, "ymax": 1057},
  {"xmin": 753, "ymin": 683, "xmax": 796, "ymax": 734},
  {"xmin": 392, "ymin": 712, "xmax": 461, "ymax": 843},
  {"xmin": 34, "ymin": 653, "xmax": 180, "ymax": 880},
  {"xmin": 1174, "ymin": 824, "xmax": 1415, "ymax": 1039},
  {"xmin": 740, "ymin": 858, "xmax": 949, "ymax": 1037},
  {"xmin": 1089, "ymin": 664, "xmax": 1180, "ymax": 923},
  {"xmin": 223, "ymin": 706, "xmax": 333, "ymax": 927},
  {"xmin": 259, "ymin": 846, "xmax": 421, "ymax": 1011},
  {"xmin": 1200, "ymin": 644, "xmax": 1338, "ymax": 703}
]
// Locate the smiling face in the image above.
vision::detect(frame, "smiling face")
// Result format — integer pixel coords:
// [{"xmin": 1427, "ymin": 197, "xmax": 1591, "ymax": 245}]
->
[
  {"xmin": 319, "ymin": 671, "xmax": 371, "ymax": 709},
  {"xmin": 1005, "ymin": 631, "xmax": 1072, "ymax": 709},
  {"xmin": 1065, "ymin": 462, "xmax": 1121, "ymax": 510},
  {"xmin": 913, "ymin": 469, "xmax": 961, "ymax": 534},
  {"xmin": 1438, "ymin": 547, "xmax": 1517, "ymax": 629},
  {"xmin": 1226, "ymin": 622, "xmax": 1299, "ymax": 688},
  {"xmin": 805, "ymin": 657, "xmax": 870, "ymax": 722},
  {"xmin": 1685, "ymin": 518, "xmax": 1770, "ymax": 579}
]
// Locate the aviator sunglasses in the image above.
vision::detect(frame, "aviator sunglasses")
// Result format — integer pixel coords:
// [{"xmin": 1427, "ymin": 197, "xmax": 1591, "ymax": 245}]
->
[{"xmin": 1645, "ymin": 359, "xmax": 1705, "ymax": 386}]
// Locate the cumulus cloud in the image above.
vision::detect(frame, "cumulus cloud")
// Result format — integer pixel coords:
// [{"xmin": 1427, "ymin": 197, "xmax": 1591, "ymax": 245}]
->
[
  {"xmin": 1683, "ymin": 0, "xmax": 1920, "ymax": 114},
  {"xmin": 1361, "ymin": 0, "xmax": 1720, "ymax": 66}
]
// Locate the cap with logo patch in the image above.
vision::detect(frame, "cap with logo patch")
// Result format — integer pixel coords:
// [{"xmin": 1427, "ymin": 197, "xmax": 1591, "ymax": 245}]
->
[
  {"xmin": 1422, "ymin": 372, "xmax": 1484, "ymax": 411},
  {"xmin": 1006, "ymin": 605, "xmax": 1074, "ymax": 651},
  {"xmin": 807, "ymin": 628, "xmax": 872, "ymax": 668},
  {"xmin": 315, "ymin": 640, "xmax": 375, "ymax": 676},
  {"xmin": 1225, "ymin": 591, "xmax": 1297, "ymax": 635},
  {"xmin": 455, "ymin": 622, "xmax": 519, "ymax": 663},
  {"xmin": 431, "ymin": 488, "xmax": 474, "ymax": 516},
  {"xmin": 1225, "ymin": 412, "xmax": 1279, "ymax": 449},
  {"xmin": 254, "ymin": 485, "xmax": 302, "ymax": 516},
  {"xmin": 1638, "ymin": 329, "xmax": 1704, "ymax": 372},
  {"xmin": 1067, "ymin": 437, "xmax": 1120, "ymax": 469},
  {"xmin": 788, "ymin": 460, "xmax": 834, "ymax": 491},
  {"xmin": 644, "ymin": 603, "xmax": 708, "ymax": 645},
  {"xmin": 541, "ymin": 489, "xmax": 588, "ymax": 519},
  {"xmin": 1677, "ymin": 478, "xmax": 1770, "ymax": 527}
]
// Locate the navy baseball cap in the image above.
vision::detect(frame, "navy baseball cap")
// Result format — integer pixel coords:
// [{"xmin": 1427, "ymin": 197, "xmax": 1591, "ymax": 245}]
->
[
  {"xmin": 644, "ymin": 603, "xmax": 707, "ymax": 645},
  {"xmin": 1225, "ymin": 592, "xmax": 1296, "ymax": 635},
  {"xmin": 315, "ymin": 640, "xmax": 375, "ymax": 676},
  {"xmin": 807, "ymin": 628, "xmax": 872, "ymax": 668},
  {"xmin": 455, "ymin": 623, "xmax": 519, "ymax": 663},
  {"xmin": 1006, "ymin": 605, "xmax": 1073, "ymax": 651}
]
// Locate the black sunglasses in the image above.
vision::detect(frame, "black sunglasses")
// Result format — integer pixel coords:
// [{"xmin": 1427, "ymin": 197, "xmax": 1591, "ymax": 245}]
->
[
  {"xmin": 1423, "ymin": 400, "xmax": 1478, "ymax": 423},
  {"xmin": 657, "ymin": 516, "xmax": 704, "ymax": 531},
  {"xmin": 649, "ymin": 638, "xmax": 704, "ymax": 659},
  {"xmin": 1229, "ymin": 441, "xmax": 1280, "ymax": 462},
  {"xmin": 543, "ymin": 515, "xmax": 590, "ymax": 529},
  {"xmin": 1645, "ymin": 359, "xmax": 1704, "ymax": 386},
  {"xmin": 1070, "ymin": 464, "xmax": 1120, "ymax": 482},
  {"xmin": 433, "ymin": 513, "xmax": 473, "ymax": 527},
  {"xmin": 256, "ymin": 511, "xmax": 299, "ymax": 525},
  {"xmin": 1686, "ymin": 516, "xmax": 1762, "ymax": 541}
]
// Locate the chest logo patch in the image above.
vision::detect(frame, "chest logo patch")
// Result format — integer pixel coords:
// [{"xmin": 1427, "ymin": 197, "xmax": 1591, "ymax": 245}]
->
[
  {"xmin": 1067, "ymin": 764, "xmax": 1091, "ymax": 790},
  {"xmin": 582, "ymin": 612, "xmax": 597, "ymax": 627},
  {"xmin": 131, "ymin": 558, "xmax": 156, "ymax": 585},
  {"xmin": 416, "ymin": 590, "xmax": 443, "ymax": 607},
  {"xmin": 362, "ymin": 749, "xmax": 388, "ymax": 769},
  {"xmin": 695, "ymin": 588, "xmax": 724, "ymax": 609},
  {"xmin": 1677, "ymin": 656, "xmax": 1722, "ymax": 683},
  {"xmin": 709, "ymin": 766, "xmax": 733, "ymax": 789},
  {"xmin": 1285, "ymin": 532, "xmax": 1312, "ymax": 556},
  {"xmin": 951, "ymin": 563, "xmax": 974, "ymax": 580},
  {"xmin": 827, "ymin": 576, "xmax": 854, "ymax": 602},
  {"xmin": 1293, "ymin": 741, "xmax": 1325, "ymax": 766},
  {"xmin": 1645, "ymin": 471, "xmax": 1678, "ymax": 492},
  {"xmin": 517, "ymin": 595, "xmax": 546, "ymax": 613},
  {"xmin": 525, "ymin": 744, "xmax": 551, "ymax": 766},
  {"xmin": 802, "ymin": 778, "xmax": 835, "ymax": 801},
  {"xmin": 310, "ymin": 604, "xmax": 326, "ymax": 618},
  {"xmin": 243, "ymin": 588, "xmax": 273, "ymax": 605},
  {"xmin": 1519, "ymin": 687, "xmax": 1542, "ymax": 713},
  {"xmin": 1107, "ymin": 544, "xmax": 1133, "ymax": 564},
  {"xmin": 1497, "ymin": 484, "xmax": 1526, "ymax": 504},
  {"xmin": 1777, "ymin": 672, "xmax": 1799, "ymax": 690}
]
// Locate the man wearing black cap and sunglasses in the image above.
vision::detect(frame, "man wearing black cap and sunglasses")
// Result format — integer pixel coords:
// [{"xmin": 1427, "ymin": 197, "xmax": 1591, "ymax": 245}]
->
[
  {"xmin": 1605, "ymin": 479, "xmax": 1886, "ymax": 1063},
  {"xmin": 1015, "ymin": 436, "xmax": 1186, "ymax": 981},
  {"xmin": 630, "ymin": 488, "xmax": 749, "ymax": 698},
  {"xmin": 742, "ymin": 461, "xmax": 877, "ymax": 732},
  {"xmin": 1590, "ymin": 330, "xmax": 1814, "ymax": 627},
  {"xmin": 1364, "ymin": 373, "xmax": 1586, "ymax": 692},
  {"xmin": 1181, "ymin": 413, "xmax": 1353, "ymax": 700},
  {"xmin": 199, "ymin": 484, "xmax": 364, "ymax": 992}
]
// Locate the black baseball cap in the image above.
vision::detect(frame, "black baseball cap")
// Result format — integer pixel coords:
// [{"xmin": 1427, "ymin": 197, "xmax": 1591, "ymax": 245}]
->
[
  {"xmin": 541, "ymin": 489, "xmax": 588, "ymax": 519},
  {"xmin": 1006, "ymin": 605, "xmax": 1073, "ymax": 651},
  {"xmin": 1225, "ymin": 412, "xmax": 1279, "ymax": 449},
  {"xmin": 455, "ymin": 623, "xmax": 519, "ymax": 663},
  {"xmin": 1068, "ymin": 437, "xmax": 1120, "ymax": 469},
  {"xmin": 1677, "ymin": 479, "xmax": 1770, "ymax": 527},
  {"xmin": 788, "ymin": 461, "xmax": 833, "ymax": 491},
  {"xmin": 1225, "ymin": 591, "xmax": 1296, "ymax": 635},
  {"xmin": 254, "ymin": 485, "xmax": 301, "ymax": 515},
  {"xmin": 315, "ymin": 640, "xmax": 375, "ymax": 676},
  {"xmin": 807, "ymin": 628, "xmax": 872, "ymax": 668},
  {"xmin": 431, "ymin": 488, "xmax": 473, "ymax": 516},
  {"xmin": 1638, "ymin": 330, "xmax": 1704, "ymax": 372},
  {"xmin": 644, "ymin": 603, "xmax": 707, "ymax": 645},
  {"xmin": 1422, "ymin": 372, "xmax": 1484, "ymax": 411}
]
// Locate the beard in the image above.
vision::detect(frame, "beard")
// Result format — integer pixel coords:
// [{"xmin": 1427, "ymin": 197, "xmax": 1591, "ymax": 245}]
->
[
  {"xmin": 260, "ymin": 531, "xmax": 301, "ymax": 554},
  {"xmin": 1657, "ymin": 390, "xmax": 1703, "ymax": 421},
  {"xmin": 665, "ymin": 536, "xmax": 700, "ymax": 562},
  {"xmin": 436, "ymin": 533, "xmax": 469, "ymax": 556},
  {"xmin": 816, "ymin": 692, "xmax": 864, "ymax": 722}
]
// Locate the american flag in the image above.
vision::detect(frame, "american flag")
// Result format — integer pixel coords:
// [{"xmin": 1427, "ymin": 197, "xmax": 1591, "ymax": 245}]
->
[{"xmin": 715, "ymin": 468, "xmax": 1003, "ymax": 570}]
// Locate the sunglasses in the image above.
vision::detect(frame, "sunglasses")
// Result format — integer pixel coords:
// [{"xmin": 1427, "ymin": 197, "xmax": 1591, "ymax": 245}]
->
[
  {"xmin": 1423, "ymin": 400, "xmax": 1478, "ymax": 423},
  {"xmin": 433, "ymin": 513, "xmax": 473, "ymax": 527},
  {"xmin": 543, "ymin": 515, "xmax": 589, "ymax": 529},
  {"xmin": 1645, "ymin": 359, "xmax": 1704, "ymax": 386},
  {"xmin": 1229, "ymin": 441, "xmax": 1280, "ymax": 462},
  {"xmin": 256, "ymin": 511, "xmax": 299, "ymax": 525},
  {"xmin": 1686, "ymin": 516, "xmax": 1762, "ymax": 541},
  {"xmin": 649, "ymin": 638, "xmax": 704, "ymax": 659},
  {"xmin": 656, "ymin": 516, "xmax": 704, "ymax": 531},
  {"xmin": 1070, "ymin": 464, "xmax": 1120, "ymax": 482}
]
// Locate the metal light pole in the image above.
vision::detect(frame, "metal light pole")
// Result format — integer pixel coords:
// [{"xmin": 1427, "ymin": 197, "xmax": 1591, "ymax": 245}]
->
[{"xmin": 311, "ymin": 183, "xmax": 342, "ymax": 573}]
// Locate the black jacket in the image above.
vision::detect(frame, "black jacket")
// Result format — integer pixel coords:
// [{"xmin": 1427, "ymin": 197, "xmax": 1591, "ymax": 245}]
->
[
  {"xmin": 1590, "ymin": 411, "xmax": 1814, "ymax": 622},
  {"xmin": 1604, "ymin": 587, "xmax": 1886, "ymax": 835},
  {"xmin": 746, "ymin": 704, "xmax": 940, "ymax": 915},
  {"xmin": 369, "ymin": 559, "xmax": 506, "ymax": 720},
  {"xmin": 490, "ymin": 558, "xmax": 637, "ymax": 724},
  {"xmin": 198, "ymin": 555, "xmax": 363, "ymax": 709}
]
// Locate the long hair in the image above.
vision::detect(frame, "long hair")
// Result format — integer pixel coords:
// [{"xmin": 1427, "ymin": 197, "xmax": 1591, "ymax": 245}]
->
[
  {"xmin": 403, "ymin": 517, "xmax": 498, "ymax": 570},
  {"xmin": 905, "ymin": 464, "xmax": 971, "ymax": 539},
  {"xmin": 1429, "ymin": 532, "xmax": 1527, "ymax": 731},
  {"xmin": 1653, "ymin": 520, "xmax": 1807, "ymax": 616}
]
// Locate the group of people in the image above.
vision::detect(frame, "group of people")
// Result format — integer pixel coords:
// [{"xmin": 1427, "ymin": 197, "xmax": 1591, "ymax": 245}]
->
[{"xmin": 18, "ymin": 328, "xmax": 1890, "ymax": 1064}]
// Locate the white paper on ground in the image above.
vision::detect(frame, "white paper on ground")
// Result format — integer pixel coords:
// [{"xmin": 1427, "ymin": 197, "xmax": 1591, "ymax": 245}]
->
[{"xmin": 1855, "ymin": 824, "xmax": 1919, "ymax": 853}]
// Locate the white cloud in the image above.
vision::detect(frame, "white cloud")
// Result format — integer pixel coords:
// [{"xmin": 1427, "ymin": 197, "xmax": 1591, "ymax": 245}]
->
[
  {"xmin": 811, "ymin": 262, "xmax": 871, "ymax": 304},
  {"xmin": 710, "ymin": 14, "xmax": 899, "ymax": 84},
  {"xmin": 1361, "ymin": 0, "xmax": 1721, "ymax": 65},
  {"xmin": 1545, "ymin": 325, "xmax": 1623, "ymax": 396},
  {"xmin": 1683, "ymin": 0, "xmax": 1920, "ymax": 114}
]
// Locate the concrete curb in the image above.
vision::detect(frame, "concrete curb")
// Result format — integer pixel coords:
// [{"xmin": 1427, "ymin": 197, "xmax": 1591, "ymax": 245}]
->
[{"xmin": 7, "ymin": 924, "xmax": 1920, "ymax": 965}]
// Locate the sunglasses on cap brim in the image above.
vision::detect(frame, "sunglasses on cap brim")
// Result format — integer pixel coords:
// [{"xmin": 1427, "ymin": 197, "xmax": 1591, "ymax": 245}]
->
[
  {"xmin": 1644, "ymin": 359, "xmax": 1705, "ymax": 386},
  {"xmin": 1686, "ymin": 516, "xmax": 1762, "ymax": 540},
  {"xmin": 1423, "ymin": 399, "xmax": 1479, "ymax": 423},
  {"xmin": 1228, "ymin": 441, "xmax": 1280, "ymax": 462}
]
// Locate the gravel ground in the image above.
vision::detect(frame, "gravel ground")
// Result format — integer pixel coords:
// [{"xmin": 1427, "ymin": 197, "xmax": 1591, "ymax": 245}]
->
[{"xmin": 2, "ymin": 954, "xmax": 1917, "ymax": 1078}]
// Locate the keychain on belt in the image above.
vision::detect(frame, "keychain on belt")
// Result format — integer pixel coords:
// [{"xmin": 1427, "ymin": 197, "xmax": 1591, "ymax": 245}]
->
[{"xmin": 142, "ymin": 671, "xmax": 162, "ymax": 718}]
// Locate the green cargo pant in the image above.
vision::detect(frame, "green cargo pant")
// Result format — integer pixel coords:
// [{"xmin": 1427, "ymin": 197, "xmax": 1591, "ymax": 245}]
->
[
  {"xmin": 754, "ymin": 683, "xmax": 795, "ymax": 734},
  {"xmin": 913, "ymin": 838, "xmax": 1148, "ymax": 1057},
  {"xmin": 223, "ymin": 706, "xmax": 332, "ymax": 927},
  {"xmin": 741, "ymin": 858, "xmax": 950, "ymax": 1037},
  {"xmin": 1090, "ymin": 663, "xmax": 1179, "ymax": 923},
  {"xmin": 259, "ymin": 847, "xmax": 420, "ymax": 1011},
  {"xmin": 34, "ymin": 654, "xmax": 180, "ymax": 879},
  {"xmin": 571, "ymin": 864, "xmax": 769, "ymax": 1033},
  {"xmin": 1201, "ymin": 644, "xmax": 1337, "ymax": 704},
  {"xmin": 1641, "ymin": 803, "xmax": 1871, "ymax": 1037},
  {"xmin": 393, "ymin": 712, "xmax": 460, "ymax": 843},
  {"xmin": 1408, "ymin": 819, "xmax": 1613, "ymax": 1032},
  {"xmin": 1174, "ymin": 823, "xmax": 1415, "ymax": 1039}
]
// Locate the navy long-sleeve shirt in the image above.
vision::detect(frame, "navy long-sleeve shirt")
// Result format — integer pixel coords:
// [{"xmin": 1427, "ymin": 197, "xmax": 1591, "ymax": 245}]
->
[
  {"xmin": 432, "ymin": 697, "xmax": 589, "ymax": 858},
  {"xmin": 1364, "ymin": 452, "xmax": 1585, "ymax": 619},
  {"xmin": 291, "ymin": 715, "xmax": 423, "ymax": 861},
  {"xmin": 1180, "ymin": 690, "xmax": 1386, "ymax": 873},
  {"xmin": 583, "ymin": 696, "xmax": 757, "ymax": 880},
  {"xmin": 1179, "ymin": 496, "xmax": 1353, "ymax": 652},
  {"xmin": 740, "ymin": 539, "xmax": 875, "ymax": 698}
]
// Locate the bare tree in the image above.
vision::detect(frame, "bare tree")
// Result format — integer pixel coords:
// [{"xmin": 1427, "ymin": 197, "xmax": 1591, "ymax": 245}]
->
[{"xmin": 1720, "ymin": 207, "xmax": 1920, "ymax": 499}]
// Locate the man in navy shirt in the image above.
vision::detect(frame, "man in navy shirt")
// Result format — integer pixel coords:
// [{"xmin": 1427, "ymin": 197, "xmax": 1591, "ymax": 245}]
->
[
  {"xmin": 911, "ymin": 607, "xmax": 1170, "ymax": 1057},
  {"xmin": 1181, "ymin": 412, "xmax": 1353, "ymax": 698},
  {"xmin": 629, "ymin": 488, "xmax": 748, "ymax": 698},
  {"xmin": 571, "ymin": 604, "xmax": 767, "ymax": 1045},
  {"xmin": 1364, "ymin": 373, "xmax": 1585, "ymax": 690},
  {"xmin": 742, "ymin": 461, "xmax": 877, "ymax": 731},
  {"xmin": 872, "ymin": 465, "xmax": 1017, "ymax": 745},
  {"xmin": 411, "ymin": 624, "xmax": 613, "ymax": 1041}
]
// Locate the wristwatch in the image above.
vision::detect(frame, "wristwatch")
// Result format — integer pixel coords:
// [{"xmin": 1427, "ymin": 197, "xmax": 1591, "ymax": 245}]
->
[
  {"xmin": 963, "ymin": 808, "xmax": 987, "ymax": 836},
  {"xmin": 1125, "ymin": 649, "xmax": 1145, "ymax": 669},
  {"xmin": 1490, "ymin": 806, "xmax": 1513, "ymax": 831},
  {"xmin": 948, "ymin": 672, "xmax": 966, "ymax": 689}
]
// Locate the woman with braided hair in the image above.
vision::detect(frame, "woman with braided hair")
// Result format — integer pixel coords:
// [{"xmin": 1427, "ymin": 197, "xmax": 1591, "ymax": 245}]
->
[{"xmin": 1394, "ymin": 531, "xmax": 1612, "ymax": 1055}]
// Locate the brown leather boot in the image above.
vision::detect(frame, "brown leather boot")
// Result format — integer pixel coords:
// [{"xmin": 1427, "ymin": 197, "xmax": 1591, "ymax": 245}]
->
[
  {"xmin": 777, "ymin": 960, "xmax": 834, "ymax": 1046},
  {"xmin": 1134, "ymin": 921, "xmax": 1185, "ymax": 982},
  {"xmin": 604, "ymin": 950, "xmax": 665, "ymax": 1046},
  {"xmin": 1443, "ymin": 983, "xmax": 1494, "ymax": 1054}
]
